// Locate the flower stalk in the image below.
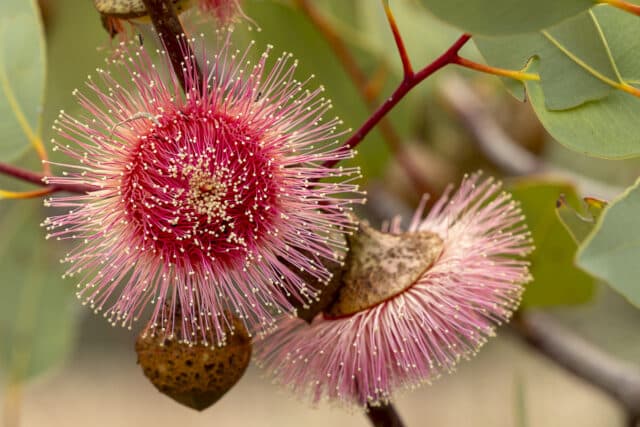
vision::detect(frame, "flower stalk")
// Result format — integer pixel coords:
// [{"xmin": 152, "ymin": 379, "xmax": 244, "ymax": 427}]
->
[
  {"xmin": 0, "ymin": 162, "xmax": 96, "ymax": 196},
  {"xmin": 453, "ymin": 56, "xmax": 540, "ymax": 82},
  {"xmin": 366, "ymin": 403, "xmax": 406, "ymax": 427},
  {"xmin": 141, "ymin": 0, "xmax": 203, "ymax": 92}
]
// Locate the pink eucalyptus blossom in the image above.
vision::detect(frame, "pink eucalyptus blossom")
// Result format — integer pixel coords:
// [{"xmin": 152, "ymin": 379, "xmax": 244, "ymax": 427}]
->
[
  {"xmin": 256, "ymin": 173, "xmax": 533, "ymax": 406},
  {"xmin": 43, "ymin": 36, "xmax": 362, "ymax": 346}
]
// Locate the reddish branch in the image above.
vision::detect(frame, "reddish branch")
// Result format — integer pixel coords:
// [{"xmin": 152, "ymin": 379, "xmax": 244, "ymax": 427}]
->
[
  {"xmin": 0, "ymin": 162, "xmax": 47, "ymax": 187},
  {"xmin": 383, "ymin": 1, "xmax": 413, "ymax": 77},
  {"xmin": 323, "ymin": 34, "xmax": 471, "ymax": 168},
  {"xmin": 0, "ymin": 162, "xmax": 96, "ymax": 195},
  {"xmin": 295, "ymin": 0, "xmax": 435, "ymax": 196}
]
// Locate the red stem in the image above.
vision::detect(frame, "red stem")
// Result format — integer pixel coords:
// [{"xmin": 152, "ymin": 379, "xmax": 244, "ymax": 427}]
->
[
  {"xmin": 0, "ymin": 162, "xmax": 97, "ymax": 194},
  {"xmin": 323, "ymin": 34, "xmax": 471, "ymax": 168},
  {"xmin": 0, "ymin": 162, "xmax": 45, "ymax": 186},
  {"xmin": 296, "ymin": 0, "xmax": 436, "ymax": 196}
]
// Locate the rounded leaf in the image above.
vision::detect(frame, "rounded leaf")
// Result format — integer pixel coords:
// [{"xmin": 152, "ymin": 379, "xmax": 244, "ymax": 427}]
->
[{"xmin": 420, "ymin": 0, "xmax": 592, "ymax": 36}]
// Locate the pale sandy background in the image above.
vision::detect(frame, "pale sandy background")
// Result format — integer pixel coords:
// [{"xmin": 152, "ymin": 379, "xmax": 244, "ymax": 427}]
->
[{"xmin": 14, "ymin": 305, "xmax": 626, "ymax": 427}]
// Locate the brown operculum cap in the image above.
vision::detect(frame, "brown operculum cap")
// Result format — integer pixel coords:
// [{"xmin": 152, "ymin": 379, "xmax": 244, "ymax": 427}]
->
[
  {"xmin": 135, "ymin": 311, "xmax": 251, "ymax": 411},
  {"xmin": 324, "ymin": 220, "xmax": 444, "ymax": 318}
]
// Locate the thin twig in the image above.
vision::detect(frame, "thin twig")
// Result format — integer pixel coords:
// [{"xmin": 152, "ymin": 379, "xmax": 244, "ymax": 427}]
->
[
  {"xmin": 382, "ymin": 1, "xmax": 413, "ymax": 77},
  {"xmin": 141, "ymin": 0, "xmax": 202, "ymax": 93},
  {"xmin": 0, "ymin": 162, "xmax": 97, "ymax": 195},
  {"xmin": 323, "ymin": 34, "xmax": 471, "ymax": 168},
  {"xmin": 295, "ymin": 0, "xmax": 434, "ymax": 196},
  {"xmin": 0, "ymin": 162, "xmax": 47, "ymax": 187},
  {"xmin": 453, "ymin": 56, "xmax": 539, "ymax": 82},
  {"xmin": 366, "ymin": 403, "xmax": 406, "ymax": 427}
]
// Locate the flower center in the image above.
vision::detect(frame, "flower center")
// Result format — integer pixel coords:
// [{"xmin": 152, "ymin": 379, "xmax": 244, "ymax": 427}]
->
[
  {"xmin": 182, "ymin": 157, "xmax": 230, "ymax": 224},
  {"xmin": 122, "ymin": 109, "xmax": 280, "ymax": 269}
]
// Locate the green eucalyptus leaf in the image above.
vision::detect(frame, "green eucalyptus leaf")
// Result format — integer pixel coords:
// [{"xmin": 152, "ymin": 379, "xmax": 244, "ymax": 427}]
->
[
  {"xmin": 0, "ymin": 0, "xmax": 46, "ymax": 162},
  {"xmin": 0, "ymin": 201, "xmax": 77, "ymax": 382},
  {"xmin": 556, "ymin": 194, "xmax": 607, "ymax": 244},
  {"xmin": 475, "ymin": 10, "xmax": 618, "ymax": 110},
  {"xmin": 477, "ymin": 6, "xmax": 640, "ymax": 159},
  {"xmin": 419, "ymin": 0, "xmax": 592, "ymax": 36},
  {"xmin": 525, "ymin": 63, "xmax": 640, "ymax": 159},
  {"xmin": 577, "ymin": 179, "xmax": 640, "ymax": 307},
  {"xmin": 510, "ymin": 180, "xmax": 596, "ymax": 307},
  {"xmin": 596, "ymin": 5, "xmax": 640, "ymax": 82}
]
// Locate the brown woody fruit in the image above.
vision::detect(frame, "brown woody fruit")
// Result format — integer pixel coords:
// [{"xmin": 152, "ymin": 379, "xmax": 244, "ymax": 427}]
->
[
  {"xmin": 135, "ymin": 313, "xmax": 251, "ymax": 411},
  {"xmin": 325, "ymin": 220, "xmax": 444, "ymax": 318}
]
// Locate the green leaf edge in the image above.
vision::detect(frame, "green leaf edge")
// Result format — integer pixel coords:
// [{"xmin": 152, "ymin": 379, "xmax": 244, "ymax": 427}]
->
[
  {"xmin": 575, "ymin": 177, "xmax": 640, "ymax": 307},
  {"xmin": 509, "ymin": 176, "xmax": 598, "ymax": 307}
]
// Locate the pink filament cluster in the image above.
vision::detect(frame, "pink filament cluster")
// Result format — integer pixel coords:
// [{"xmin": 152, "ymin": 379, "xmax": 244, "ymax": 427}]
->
[
  {"xmin": 43, "ymin": 36, "xmax": 362, "ymax": 346},
  {"xmin": 256, "ymin": 173, "xmax": 533, "ymax": 406}
]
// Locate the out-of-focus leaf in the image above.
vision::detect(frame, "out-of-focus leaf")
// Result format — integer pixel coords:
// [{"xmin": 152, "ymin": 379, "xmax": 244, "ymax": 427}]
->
[
  {"xmin": 578, "ymin": 179, "xmax": 640, "ymax": 307},
  {"xmin": 41, "ymin": 0, "xmax": 105, "ymax": 150},
  {"xmin": 477, "ymin": 6, "xmax": 640, "ymax": 159},
  {"xmin": 419, "ymin": 0, "xmax": 591, "ymax": 36},
  {"xmin": 510, "ymin": 180, "xmax": 596, "ymax": 307},
  {"xmin": 0, "ymin": 201, "xmax": 77, "ymax": 381},
  {"xmin": 0, "ymin": 0, "xmax": 46, "ymax": 162},
  {"xmin": 556, "ymin": 194, "xmax": 607, "ymax": 245}
]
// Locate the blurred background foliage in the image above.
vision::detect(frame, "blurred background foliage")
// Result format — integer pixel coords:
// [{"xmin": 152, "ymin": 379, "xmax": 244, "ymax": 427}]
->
[{"xmin": 2, "ymin": 0, "xmax": 640, "ymax": 426}]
